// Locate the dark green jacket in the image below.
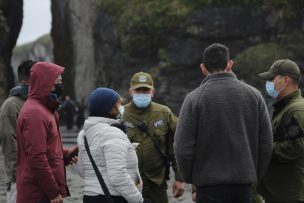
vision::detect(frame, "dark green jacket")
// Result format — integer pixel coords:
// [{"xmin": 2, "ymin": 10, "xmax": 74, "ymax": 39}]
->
[
  {"xmin": 0, "ymin": 85, "xmax": 27, "ymax": 184},
  {"xmin": 122, "ymin": 102, "xmax": 182, "ymax": 186},
  {"xmin": 258, "ymin": 90, "xmax": 304, "ymax": 201}
]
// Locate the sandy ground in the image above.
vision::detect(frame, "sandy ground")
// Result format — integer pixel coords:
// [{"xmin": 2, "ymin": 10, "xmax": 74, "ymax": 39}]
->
[{"xmin": 0, "ymin": 127, "xmax": 193, "ymax": 203}]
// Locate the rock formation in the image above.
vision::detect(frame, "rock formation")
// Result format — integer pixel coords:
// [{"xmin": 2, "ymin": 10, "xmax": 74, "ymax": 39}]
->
[
  {"xmin": 50, "ymin": 2, "xmax": 304, "ymax": 113},
  {"xmin": 0, "ymin": 0, "xmax": 23, "ymax": 104}
]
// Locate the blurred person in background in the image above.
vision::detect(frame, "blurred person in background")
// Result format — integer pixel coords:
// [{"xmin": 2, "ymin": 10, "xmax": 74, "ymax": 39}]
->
[{"xmin": 61, "ymin": 95, "xmax": 78, "ymax": 130}]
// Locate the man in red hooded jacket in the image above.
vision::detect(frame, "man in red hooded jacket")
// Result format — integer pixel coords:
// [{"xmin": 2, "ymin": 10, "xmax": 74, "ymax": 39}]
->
[{"xmin": 16, "ymin": 62, "xmax": 78, "ymax": 203}]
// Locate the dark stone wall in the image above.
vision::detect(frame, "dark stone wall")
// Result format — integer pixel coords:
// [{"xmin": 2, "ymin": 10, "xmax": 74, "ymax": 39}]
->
[
  {"xmin": 51, "ymin": 3, "xmax": 304, "ymax": 113},
  {"xmin": 0, "ymin": 0, "xmax": 23, "ymax": 104},
  {"xmin": 51, "ymin": 0, "xmax": 75, "ymax": 99}
]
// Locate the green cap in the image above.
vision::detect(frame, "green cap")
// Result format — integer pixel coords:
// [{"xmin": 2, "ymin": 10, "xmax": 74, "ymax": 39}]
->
[
  {"xmin": 259, "ymin": 59, "xmax": 300, "ymax": 80},
  {"xmin": 130, "ymin": 72, "xmax": 154, "ymax": 90}
]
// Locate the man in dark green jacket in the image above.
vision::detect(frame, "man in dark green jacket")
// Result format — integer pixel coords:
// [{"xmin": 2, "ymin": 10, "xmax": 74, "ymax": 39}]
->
[
  {"xmin": 122, "ymin": 72, "xmax": 184, "ymax": 203},
  {"xmin": 258, "ymin": 59, "xmax": 304, "ymax": 203}
]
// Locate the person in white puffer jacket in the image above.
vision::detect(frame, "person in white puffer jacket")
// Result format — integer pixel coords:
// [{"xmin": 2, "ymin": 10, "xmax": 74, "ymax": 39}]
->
[{"xmin": 76, "ymin": 87, "xmax": 150, "ymax": 203}]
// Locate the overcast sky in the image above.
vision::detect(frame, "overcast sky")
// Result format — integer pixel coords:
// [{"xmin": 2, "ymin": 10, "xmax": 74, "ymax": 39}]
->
[{"xmin": 17, "ymin": 0, "xmax": 51, "ymax": 45}]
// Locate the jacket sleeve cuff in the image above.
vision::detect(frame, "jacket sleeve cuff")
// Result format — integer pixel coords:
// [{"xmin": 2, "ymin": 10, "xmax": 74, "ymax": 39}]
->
[
  {"xmin": 62, "ymin": 148, "xmax": 69, "ymax": 157},
  {"xmin": 46, "ymin": 187, "xmax": 61, "ymax": 201},
  {"xmin": 174, "ymin": 171, "xmax": 183, "ymax": 181}
]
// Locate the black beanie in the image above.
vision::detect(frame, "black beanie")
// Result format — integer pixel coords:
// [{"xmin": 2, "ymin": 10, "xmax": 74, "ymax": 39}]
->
[{"xmin": 88, "ymin": 87, "xmax": 120, "ymax": 116}]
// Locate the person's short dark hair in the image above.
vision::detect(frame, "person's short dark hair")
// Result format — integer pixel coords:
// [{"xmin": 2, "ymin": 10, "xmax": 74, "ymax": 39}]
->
[
  {"xmin": 203, "ymin": 43, "xmax": 230, "ymax": 73},
  {"xmin": 18, "ymin": 60, "xmax": 36, "ymax": 82}
]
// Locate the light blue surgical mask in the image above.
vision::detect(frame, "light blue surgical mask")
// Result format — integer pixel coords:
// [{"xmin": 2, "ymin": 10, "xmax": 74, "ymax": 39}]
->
[
  {"xmin": 116, "ymin": 106, "xmax": 124, "ymax": 119},
  {"xmin": 133, "ymin": 94, "xmax": 152, "ymax": 108},
  {"xmin": 119, "ymin": 106, "xmax": 125, "ymax": 115},
  {"xmin": 265, "ymin": 79, "xmax": 284, "ymax": 99}
]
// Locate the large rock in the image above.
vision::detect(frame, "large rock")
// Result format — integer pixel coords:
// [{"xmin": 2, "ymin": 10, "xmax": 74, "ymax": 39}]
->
[
  {"xmin": 0, "ymin": 0, "xmax": 23, "ymax": 104},
  {"xmin": 51, "ymin": 0, "xmax": 98, "ymax": 104},
  {"xmin": 51, "ymin": 2, "xmax": 304, "ymax": 113}
]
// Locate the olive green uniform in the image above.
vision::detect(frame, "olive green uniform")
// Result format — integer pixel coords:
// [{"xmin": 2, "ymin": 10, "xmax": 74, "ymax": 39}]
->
[
  {"xmin": 123, "ymin": 102, "xmax": 182, "ymax": 203},
  {"xmin": 258, "ymin": 90, "xmax": 304, "ymax": 203}
]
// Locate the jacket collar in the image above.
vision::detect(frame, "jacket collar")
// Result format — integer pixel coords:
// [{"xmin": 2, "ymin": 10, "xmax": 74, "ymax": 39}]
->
[
  {"xmin": 273, "ymin": 90, "xmax": 301, "ymax": 113},
  {"xmin": 201, "ymin": 72, "xmax": 237, "ymax": 86},
  {"xmin": 84, "ymin": 116, "xmax": 122, "ymax": 133},
  {"xmin": 131, "ymin": 101, "xmax": 153, "ymax": 115},
  {"xmin": 86, "ymin": 116, "xmax": 120, "ymax": 125},
  {"xmin": 130, "ymin": 101, "xmax": 152, "ymax": 115}
]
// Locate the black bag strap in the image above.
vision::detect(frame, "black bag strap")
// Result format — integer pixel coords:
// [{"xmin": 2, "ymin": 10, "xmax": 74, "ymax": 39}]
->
[
  {"xmin": 84, "ymin": 136, "xmax": 114, "ymax": 203},
  {"xmin": 146, "ymin": 131, "xmax": 168, "ymax": 158}
]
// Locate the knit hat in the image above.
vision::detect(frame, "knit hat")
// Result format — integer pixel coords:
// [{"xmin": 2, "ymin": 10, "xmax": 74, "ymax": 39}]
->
[
  {"xmin": 88, "ymin": 87, "xmax": 120, "ymax": 116},
  {"xmin": 259, "ymin": 59, "xmax": 300, "ymax": 80}
]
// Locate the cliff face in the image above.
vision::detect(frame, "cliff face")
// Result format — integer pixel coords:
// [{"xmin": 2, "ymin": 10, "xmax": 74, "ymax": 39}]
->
[
  {"xmin": 0, "ymin": 0, "xmax": 23, "ymax": 104},
  {"xmin": 51, "ymin": 2, "xmax": 304, "ymax": 113},
  {"xmin": 11, "ymin": 34, "xmax": 53, "ymax": 84},
  {"xmin": 51, "ymin": 0, "xmax": 98, "ymax": 104}
]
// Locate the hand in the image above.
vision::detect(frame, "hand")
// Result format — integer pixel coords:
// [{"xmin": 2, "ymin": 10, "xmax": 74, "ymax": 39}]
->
[
  {"xmin": 68, "ymin": 156, "xmax": 78, "ymax": 165},
  {"xmin": 192, "ymin": 185, "xmax": 197, "ymax": 202},
  {"xmin": 192, "ymin": 191, "xmax": 196, "ymax": 202},
  {"xmin": 50, "ymin": 194, "xmax": 63, "ymax": 203},
  {"xmin": 173, "ymin": 180, "xmax": 184, "ymax": 198},
  {"xmin": 64, "ymin": 146, "xmax": 79, "ymax": 165}
]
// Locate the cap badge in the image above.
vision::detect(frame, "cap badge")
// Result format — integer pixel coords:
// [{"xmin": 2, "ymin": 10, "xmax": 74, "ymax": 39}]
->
[{"xmin": 139, "ymin": 75, "xmax": 147, "ymax": 82}]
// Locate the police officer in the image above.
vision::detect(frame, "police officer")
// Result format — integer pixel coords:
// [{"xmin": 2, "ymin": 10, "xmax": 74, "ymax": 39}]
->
[
  {"xmin": 258, "ymin": 59, "xmax": 304, "ymax": 203},
  {"xmin": 122, "ymin": 72, "xmax": 184, "ymax": 203}
]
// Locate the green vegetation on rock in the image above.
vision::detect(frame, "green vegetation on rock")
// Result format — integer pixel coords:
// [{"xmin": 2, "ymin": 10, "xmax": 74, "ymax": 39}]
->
[
  {"xmin": 234, "ymin": 43, "xmax": 294, "ymax": 90},
  {"xmin": 97, "ymin": 0, "xmax": 189, "ymax": 58},
  {"xmin": 14, "ymin": 34, "xmax": 51, "ymax": 55},
  {"xmin": 96, "ymin": 0, "xmax": 304, "ymax": 59}
]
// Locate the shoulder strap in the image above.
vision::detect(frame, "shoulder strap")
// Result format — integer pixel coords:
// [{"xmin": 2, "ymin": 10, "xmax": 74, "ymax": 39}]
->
[
  {"xmin": 145, "ymin": 131, "xmax": 168, "ymax": 158},
  {"xmin": 145, "ymin": 131, "xmax": 171, "ymax": 180},
  {"xmin": 84, "ymin": 136, "xmax": 114, "ymax": 203}
]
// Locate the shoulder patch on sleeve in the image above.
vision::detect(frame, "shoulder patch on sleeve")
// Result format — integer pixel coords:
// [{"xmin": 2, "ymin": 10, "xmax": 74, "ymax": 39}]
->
[{"xmin": 286, "ymin": 117, "xmax": 304, "ymax": 140}]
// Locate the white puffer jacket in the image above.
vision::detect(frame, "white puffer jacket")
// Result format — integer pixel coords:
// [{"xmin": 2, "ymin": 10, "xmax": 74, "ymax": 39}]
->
[{"xmin": 76, "ymin": 117, "xmax": 144, "ymax": 203}]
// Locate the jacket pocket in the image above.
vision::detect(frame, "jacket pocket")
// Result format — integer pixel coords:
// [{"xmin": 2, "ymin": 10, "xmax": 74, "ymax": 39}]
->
[
  {"xmin": 153, "ymin": 124, "xmax": 168, "ymax": 145},
  {"xmin": 47, "ymin": 154, "xmax": 63, "ymax": 167}
]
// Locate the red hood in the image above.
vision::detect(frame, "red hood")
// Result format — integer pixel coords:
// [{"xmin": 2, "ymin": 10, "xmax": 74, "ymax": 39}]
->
[
  {"xmin": 28, "ymin": 62, "xmax": 64, "ymax": 111},
  {"xmin": 29, "ymin": 62, "xmax": 64, "ymax": 98}
]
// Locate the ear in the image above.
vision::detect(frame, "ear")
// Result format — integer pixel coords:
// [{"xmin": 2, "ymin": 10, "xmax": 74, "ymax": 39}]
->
[
  {"xmin": 20, "ymin": 80, "xmax": 29, "ymax": 85},
  {"xmin": 200, "ymin": 63, "xmax": 209, "ymax": 76},
  {"xmin": 129, "ymin": 89, "xmax": 134, "ymax": 97},
  {"xmin": 151, "ymin": 89, "xmax": 156, "ymax": 97},
  {"xmin": 226, "ymin": 60, "xmax": 233, "ymax": 72},
  {"xmin": 108, "ymin": 106, "xmax": 117, "ymax": 116},
  {"xmin": 284, "ymin": 76, "xmax": 290, "ymax": 84}
]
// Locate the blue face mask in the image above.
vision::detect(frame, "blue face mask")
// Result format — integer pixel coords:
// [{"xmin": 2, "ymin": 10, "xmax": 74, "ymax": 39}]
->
[
  {"xmin": 265, "ymin": 81, "xmax": 279, "ymax": 99},
  {"xmin": 265, "ymin": 79, "xmax": 284, "ymax": 99},
  {"xmin": 115, "ymin": 106, "xmax": 124, "ymax": 119},
  {"xmin": 119, "ymin": 106, "xmax": 125, "ymax": 116},
  {"xmin": 133, "ymin": 94, "xmax": 152, "ymax": 108}
]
